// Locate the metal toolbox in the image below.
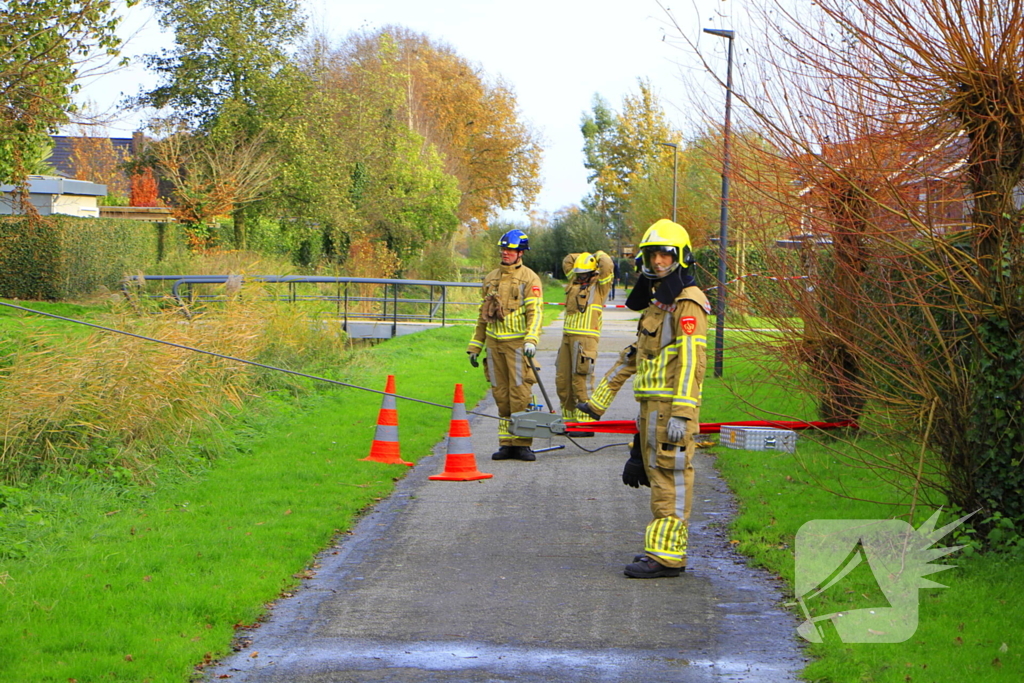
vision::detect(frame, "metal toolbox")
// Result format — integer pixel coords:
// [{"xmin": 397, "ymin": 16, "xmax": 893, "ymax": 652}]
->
[{"xmin": 720, "ymin": 425, "xmax": 798, "ymax": 453}]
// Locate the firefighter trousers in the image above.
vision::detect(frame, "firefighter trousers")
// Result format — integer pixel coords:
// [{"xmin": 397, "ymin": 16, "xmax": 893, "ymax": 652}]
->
[
  {"xmin": 638, "ymin": 399, "xmax": 696, "ymax": 568},
  {"xmin": 484, "ymin": 338, "xmax": 537, "ymax": 447},
  {"xmin": 554, "ymin": 333, "xmax": 598, "ymax": 420}
]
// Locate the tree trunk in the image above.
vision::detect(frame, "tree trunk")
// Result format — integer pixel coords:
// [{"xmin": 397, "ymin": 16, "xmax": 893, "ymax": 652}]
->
[{"xmin": 233, "ymin": 206, "xmax": 247, "ymax": 250}]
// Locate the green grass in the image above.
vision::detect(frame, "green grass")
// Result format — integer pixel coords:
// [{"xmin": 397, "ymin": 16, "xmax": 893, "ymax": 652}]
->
[
  {"xmin": 702, "ymin": 329, "xmax": 1024, "ymax": 682},
  {"xmin": 0, "ymin": 298, "xmax": 111, "ymax": 344},
  {"xmin": 0, "ymin": 324, "xmax": 489, "ymax": 682}
]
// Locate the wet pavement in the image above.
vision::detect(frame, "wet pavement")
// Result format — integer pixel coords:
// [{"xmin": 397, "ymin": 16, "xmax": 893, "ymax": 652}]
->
[{"xmin": 206, "ymin": 303, "xmax": 806, "ymax": 682}]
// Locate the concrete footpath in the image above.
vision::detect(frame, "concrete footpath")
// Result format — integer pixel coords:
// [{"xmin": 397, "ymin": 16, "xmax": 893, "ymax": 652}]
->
[{"xmin": 206, "ymin": 302, "xmax": 806, "ymax": 682}]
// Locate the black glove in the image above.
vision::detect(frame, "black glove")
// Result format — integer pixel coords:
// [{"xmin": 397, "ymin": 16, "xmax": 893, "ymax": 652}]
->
[
  {"xmin": 468, "ymin": 352, "xmax": 479, "ymax": 368},
  {"xmin": 621, "ymin": 433, "xmax": 650, "ymax": 488}
]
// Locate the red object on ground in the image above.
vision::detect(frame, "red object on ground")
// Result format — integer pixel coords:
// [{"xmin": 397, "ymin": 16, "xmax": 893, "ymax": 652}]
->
[{"xmin": 564, "ymin": 419, "xmax": 858, "ymax": 435}]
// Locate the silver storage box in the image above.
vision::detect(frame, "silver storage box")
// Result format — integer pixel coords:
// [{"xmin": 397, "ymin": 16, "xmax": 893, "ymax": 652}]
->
[{"xmin": 720, "ymin": 425, "xmax": 797, "ymax": 453}]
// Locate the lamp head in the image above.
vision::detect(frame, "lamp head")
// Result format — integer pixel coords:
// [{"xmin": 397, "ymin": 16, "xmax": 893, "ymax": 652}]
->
[{"xmin": 703, "ymin": 28, "xmax": 735, "ymax": 39}]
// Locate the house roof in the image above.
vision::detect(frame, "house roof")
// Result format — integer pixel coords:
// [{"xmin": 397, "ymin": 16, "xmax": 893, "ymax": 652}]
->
[
  {"xmin": 49, "ymin": 135, "xmax": 137, "ymax": 178},
  {"xmin": 0, "ymin": 175, "xmax": 107, "ymax": 196}
]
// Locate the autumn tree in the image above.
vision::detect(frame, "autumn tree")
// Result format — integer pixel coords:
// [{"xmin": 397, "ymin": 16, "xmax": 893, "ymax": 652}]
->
[
  {"xmin": 581, "ymin": 79, "xmax": 682, "ymax": 244},
  {"xmin": 341, "ymin": 27, "xmax": 543, "ymax": 231},
  {"xmin": 129, "ymin": 167, "xmax": 160, "ymax": 207},
  {"xmin": 0, "ymin": 0, "xmax": 134, "ymax": 192},
  {"xmin": 671, "ymin": 0, "xmax": 1024, "ymax": 532},
  {"xmin": 68, "ymin": 129, "xmax": 129, "ymax": 199},
  {"xmin": 275, "ymin": 31, "xmax": 460, "ymax": 268},
  {"xmin": 152, "ymin": 119, "xmax": 277, "ymax": 245}
]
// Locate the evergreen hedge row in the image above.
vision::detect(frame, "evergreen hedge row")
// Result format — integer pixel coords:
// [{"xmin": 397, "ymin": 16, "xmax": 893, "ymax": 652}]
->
[{"xmin": 0, "ymin": 216, "xmax": 187, "ymax": 300}]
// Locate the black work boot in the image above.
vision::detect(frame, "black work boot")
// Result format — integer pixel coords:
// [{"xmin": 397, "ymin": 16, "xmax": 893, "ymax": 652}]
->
[
  {"xmin": 491, "ymin": 446, "xmax": 516, "ymax": 460},
  {"xmin": 576, "ymin": 401, "xmax": 601, "ymax": 421},
  {"xmin": 624, "ymin": 555, "xmax": 682, "ymax": 578},
  {"xmin": 513, "ymin": 446, "xmax": 536, "ymax": 461},
  {"xmin": 633, "ymin": 553, "xmax": 684, "ymax": 567}
]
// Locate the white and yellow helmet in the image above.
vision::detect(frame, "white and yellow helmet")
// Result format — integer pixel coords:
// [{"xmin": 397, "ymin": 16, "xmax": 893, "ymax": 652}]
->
[
  {"xmin": 638, "ymin": 219, "xmax": 693, "ymax": 279},
  {"xmin": 572, "ymin": 252, "xmax": 598, "ymax": 275}
]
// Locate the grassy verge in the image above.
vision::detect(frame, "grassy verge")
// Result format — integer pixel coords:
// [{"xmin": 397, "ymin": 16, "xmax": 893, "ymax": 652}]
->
[
  {"xmin": 0, "ymin": 324, "xmax": 490, "ymax": 682},
  {"xmin": 703, "ymin": 330, "xmax": 1024, "ymax": 682}
]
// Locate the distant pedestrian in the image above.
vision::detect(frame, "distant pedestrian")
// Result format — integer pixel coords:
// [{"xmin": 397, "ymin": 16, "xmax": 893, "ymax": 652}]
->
[{"xmin": 610, "ymin": 258, "xmax": 621, "ymax": 300}]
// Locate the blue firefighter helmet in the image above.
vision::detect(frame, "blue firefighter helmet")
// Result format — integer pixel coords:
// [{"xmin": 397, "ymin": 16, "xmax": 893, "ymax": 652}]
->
[{"xmin": 498, "ymin": 229, "xmax": 530, "ymax": 251}]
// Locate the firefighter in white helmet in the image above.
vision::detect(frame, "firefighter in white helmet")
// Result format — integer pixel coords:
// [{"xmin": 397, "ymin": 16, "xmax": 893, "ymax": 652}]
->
[
  {"xmin": 555, "ymin": 250, "xmax": 614, "ymax": 422},
  {"xmin": 622, "ymin": 219, "xmax": 710, "ymax": 578},
  {"xmin": 467, "ymin": 229, "xmax": 544, "ymax": 461}
]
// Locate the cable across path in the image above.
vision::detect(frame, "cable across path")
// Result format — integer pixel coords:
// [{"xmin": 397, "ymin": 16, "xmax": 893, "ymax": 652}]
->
[{"xmin": 0, "ymin": 301, "xmax": 501, "ymax": 421}]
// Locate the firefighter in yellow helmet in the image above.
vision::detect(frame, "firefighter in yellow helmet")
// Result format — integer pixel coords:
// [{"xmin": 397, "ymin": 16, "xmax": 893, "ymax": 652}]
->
[
  {"xmin": 622, "ymin": 219, "xmax": 710, "ymax": 578},
  {"xmin": 577, "ymin": 253, "xmax": 644, "ymax": 421},
  {"xmin": 555, "ymin": 250, "xmax": 614, "ymax": 422},
  {"xmin": 467, "ymin": 229, "xmax": 544, "ymax": 461}
]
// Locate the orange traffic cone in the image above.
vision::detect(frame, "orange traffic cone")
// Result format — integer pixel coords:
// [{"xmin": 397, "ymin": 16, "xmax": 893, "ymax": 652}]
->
[
  {"xmin": 430, "ymin": 384, "xmax": 493, "ymax": 481},
  {"xmin": 362, "ymin": 375, "xmax": 413, "ymax": 466}
]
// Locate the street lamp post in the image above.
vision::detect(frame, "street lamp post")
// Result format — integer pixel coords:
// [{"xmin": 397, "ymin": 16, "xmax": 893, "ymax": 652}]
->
[
  {"xmin": 658, "ymin": 141, "xmax": 679, "ymax": 223},
  {"xmin": 703, "ymin": 27, "xmax": 734, "ymax": 379}
]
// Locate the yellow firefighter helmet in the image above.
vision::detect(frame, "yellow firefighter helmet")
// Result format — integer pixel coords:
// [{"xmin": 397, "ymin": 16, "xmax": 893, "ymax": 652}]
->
[
  {"xmin": 638, "ymin": 219, "xmax": 693, "ymax": 279},
  {"xmin": 572, "ymin": 252, "xmax": 598, "ymax": 274}
]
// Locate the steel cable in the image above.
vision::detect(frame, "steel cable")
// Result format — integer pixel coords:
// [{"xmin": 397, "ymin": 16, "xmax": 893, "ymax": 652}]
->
[{"xmin": 0, "ymin": 301, "xmax": 503, "ymax": 420}]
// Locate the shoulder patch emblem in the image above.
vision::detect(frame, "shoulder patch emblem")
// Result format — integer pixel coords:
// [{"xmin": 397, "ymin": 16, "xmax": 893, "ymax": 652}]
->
[
  {"xmin": 532, "ymin": 286, "xmax": 541, "ymax": 294},
  {"xmin": 681, "ymin": 316, "xmax": 697, "ymax": 335}
]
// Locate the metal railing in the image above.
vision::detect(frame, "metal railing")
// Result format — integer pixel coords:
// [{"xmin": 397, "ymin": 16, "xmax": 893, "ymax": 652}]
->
[{"xmin": 121, "ymin": 275, "xmax": 482, "ymax": 336}]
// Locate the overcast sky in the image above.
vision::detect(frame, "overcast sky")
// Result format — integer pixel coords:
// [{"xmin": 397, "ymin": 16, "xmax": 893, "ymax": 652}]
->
[{"xmin": 75, "ymin": 0, "xmax": 738, "ymax": 218}]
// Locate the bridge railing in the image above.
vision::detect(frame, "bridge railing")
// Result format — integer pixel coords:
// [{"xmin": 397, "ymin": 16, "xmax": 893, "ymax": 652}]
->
[{"xmin": 121, "ymin": 275, "xmax": 483, "ymax": 335}]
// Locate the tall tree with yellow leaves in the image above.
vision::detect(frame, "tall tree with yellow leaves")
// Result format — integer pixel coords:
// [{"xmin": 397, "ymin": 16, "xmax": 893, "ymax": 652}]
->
[
  {"xmin": 342, "ymin": 27, "xmax": 543, "ymax": 230},
  {"xmin": 581, "ymin": 79, "xmax": 680, "ymax": 244}
]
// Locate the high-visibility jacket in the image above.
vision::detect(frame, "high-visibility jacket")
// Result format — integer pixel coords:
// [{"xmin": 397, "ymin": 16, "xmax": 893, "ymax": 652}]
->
[
  {"xmin": 561, "ymin": 251, "xmax": 614, "ymax": 337},
  {"xmin": 467, "ymin": 262, "xmax": 543, "ymax": 353},
  {"xmin": 632, "ymin": 284, "xmax": 710, "ymax": 422}
]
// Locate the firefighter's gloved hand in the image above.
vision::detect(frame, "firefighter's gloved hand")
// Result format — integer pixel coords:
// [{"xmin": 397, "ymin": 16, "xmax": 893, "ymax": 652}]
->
[
  {"xmin": 622, "ymin": 434, "xmax": 649, "ymax": 488},
  {"xmin": 468, "ymin": 352, "xmax": 479, "ymax": 368},
  {"xmin": 667, "ymin": 417, "xmax": 689, "ymax": 442},
  {"xmin": 523, "ymin": 342, "xmax": 536, "ymax": 358}
]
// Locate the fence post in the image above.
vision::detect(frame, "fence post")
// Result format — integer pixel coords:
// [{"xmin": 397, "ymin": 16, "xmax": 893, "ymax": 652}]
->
[{"xmin": 392, "ymin": 282, "xmax": 398, "ymax": 338}]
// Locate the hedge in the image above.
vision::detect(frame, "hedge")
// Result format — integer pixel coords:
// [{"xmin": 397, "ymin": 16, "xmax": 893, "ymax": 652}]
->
[{"xmin": 0, "ymin": 216, "xmax": 187, "ymax": 301}]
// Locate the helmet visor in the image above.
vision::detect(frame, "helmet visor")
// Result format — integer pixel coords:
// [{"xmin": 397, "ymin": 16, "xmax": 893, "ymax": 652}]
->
[{"xmin": 640, "ymin": 245, "xmax": 679, "ymax": 278}]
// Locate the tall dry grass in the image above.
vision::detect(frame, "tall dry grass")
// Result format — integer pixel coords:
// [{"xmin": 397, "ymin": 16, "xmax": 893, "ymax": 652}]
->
[{"xmin": 0, "ymin": 288, "xmax": 348, "ymax": 483}]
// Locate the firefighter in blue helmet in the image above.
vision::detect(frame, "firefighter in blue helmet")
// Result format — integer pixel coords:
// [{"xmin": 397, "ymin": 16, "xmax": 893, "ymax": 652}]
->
[
  {"xmin": 467, "ymin": 229, "xmax": 544, "ymax": 461},
  {"xmin": 622, "ymin": 219, "xmax": 710, "ymax": 578}
]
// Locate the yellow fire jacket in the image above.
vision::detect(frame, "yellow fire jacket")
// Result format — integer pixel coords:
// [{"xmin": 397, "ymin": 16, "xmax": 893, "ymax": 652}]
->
[
  {"xmin": 467, "ymin": 262, "xmax": 544, "ymax": 352},
  {"xmin": 632, "ymin": 284, "xmax": 710, "ymax": 420},
  {"xmin": 561, "ymin": 251, "xmax": 614, "ymax": 337}
]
